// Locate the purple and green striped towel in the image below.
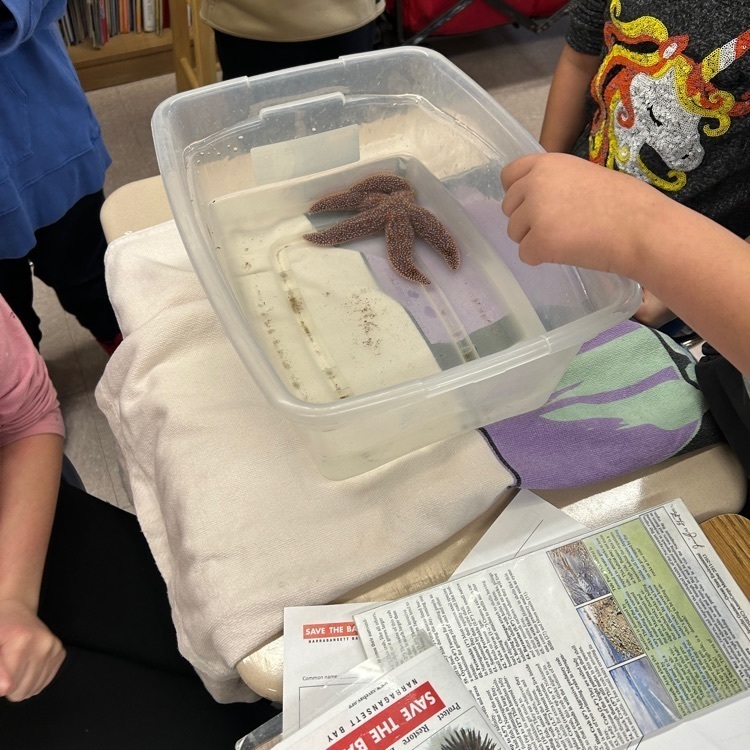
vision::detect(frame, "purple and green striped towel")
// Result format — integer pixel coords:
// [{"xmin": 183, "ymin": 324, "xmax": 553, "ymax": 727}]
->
[{"xmin": 479, "ymin": 320, "xmax": 720, "ymax": 488}]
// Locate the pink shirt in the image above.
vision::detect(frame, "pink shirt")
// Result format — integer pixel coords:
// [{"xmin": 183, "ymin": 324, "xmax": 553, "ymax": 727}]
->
[{"xmin": 0, "ymin": 295, "xmax": 65, "ymax": 447}]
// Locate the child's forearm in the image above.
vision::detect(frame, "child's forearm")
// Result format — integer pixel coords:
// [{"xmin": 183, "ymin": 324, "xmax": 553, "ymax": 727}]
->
[
  {"xmin": 0, "ymin": 434, "xmax": 63, "ymax": 611},
  {"xmin": 539, "ymin": 44, "xmax": 599, "ymax": 153},
  {"xmin": 624, "ymin": 200, "xmax": 750, "ymax": 374}
]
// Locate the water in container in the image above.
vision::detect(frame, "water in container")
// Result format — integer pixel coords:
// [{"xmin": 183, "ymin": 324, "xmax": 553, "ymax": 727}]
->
[{"xmin": 205, "ymin": 155, "xmax": 547, "ymax": 405}]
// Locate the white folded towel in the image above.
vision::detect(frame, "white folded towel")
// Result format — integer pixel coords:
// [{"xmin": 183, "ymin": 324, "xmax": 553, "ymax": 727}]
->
[{"xmin": 95, "ymin": 221, "xmax": 512, "ymax": 702}]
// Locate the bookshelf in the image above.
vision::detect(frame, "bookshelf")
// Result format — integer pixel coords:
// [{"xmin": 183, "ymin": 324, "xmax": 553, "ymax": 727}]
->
[{"xmin": 67, "ymin": 28, "xmax": 175, "ymax": 91}]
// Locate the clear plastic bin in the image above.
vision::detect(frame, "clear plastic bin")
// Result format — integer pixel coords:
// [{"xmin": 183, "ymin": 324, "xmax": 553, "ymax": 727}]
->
[{"xmin": 152, "ymin": 47, "xmax": 640, "ymax": 479}]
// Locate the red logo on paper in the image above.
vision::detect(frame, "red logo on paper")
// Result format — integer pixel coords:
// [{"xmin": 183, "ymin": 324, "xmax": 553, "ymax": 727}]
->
[
  {"xmin": 303, "ymin": 622, "xmax": 359, "ymax": 639},
  {"xmin": 327, "ymin": 682, "xmax": 445, "ymax": 750}
]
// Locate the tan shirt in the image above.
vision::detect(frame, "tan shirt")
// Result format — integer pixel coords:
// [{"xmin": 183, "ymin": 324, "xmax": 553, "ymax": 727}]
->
[{"xmin": 200, "ymin": 0, "xmax": 385, "ymax": 42}]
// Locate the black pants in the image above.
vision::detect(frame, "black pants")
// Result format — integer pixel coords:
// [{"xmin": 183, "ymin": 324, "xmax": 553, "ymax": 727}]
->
[
  {"xmin": 0, "ymin": 483, "xmax": 278, "ymax": 749},
  {"xmin": 0, "ymin": 190, "xmax": 121, "ymax": 348},
  {"xmin": 215, "ymin": 21, "xmax": 377, "ymax": 79}
]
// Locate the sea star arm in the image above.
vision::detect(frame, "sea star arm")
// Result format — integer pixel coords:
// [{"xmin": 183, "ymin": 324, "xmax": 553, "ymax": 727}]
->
[
  {"xmin": 308, "ymin": 174, "xmax": 414, "ymax": 214},
  {"xmin": 408, "ymin": 205, "xmax": 461, "ymax": 270},
  {"xmin": 349, "ymin": 173, "xmax": 416, "ymax": 197},
  {"xmin": 308, "ymin": 190, "xmax": 374, "ymax": 214},
  {"xmin": 385, "ymin": 212, "xmax": 432, "ymax": 285},
  {"xmin": 303, "ymin": 204, "xmax": 388, "ymax": 246}
]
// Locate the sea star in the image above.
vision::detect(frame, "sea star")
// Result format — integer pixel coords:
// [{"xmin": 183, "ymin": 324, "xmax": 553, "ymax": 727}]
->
[{"xmin": 302, "ymin": 173, "xmax": 461, "ymax": 285}]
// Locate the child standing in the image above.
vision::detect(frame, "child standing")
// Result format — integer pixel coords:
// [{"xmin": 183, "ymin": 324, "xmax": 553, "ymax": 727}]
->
[
  {"xmin": 0, "ymin": 1, "xmax": 121, "ymax": 352},
  {"xmin": 200, "ymin": 0, "xmax": 386, "ymax": 79},
  {"xmin": 520, "ymin": 0, "xmax": 750, "ymax": 494}
]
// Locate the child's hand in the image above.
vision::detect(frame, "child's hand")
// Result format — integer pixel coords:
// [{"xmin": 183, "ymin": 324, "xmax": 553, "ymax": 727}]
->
[
  {"xmin": 501, "ymin": 152, "xmax": 660, "ymax": 278},
  {"xmin": 0, "ymin": 599, "xmax": 65, "ymax": 701}
]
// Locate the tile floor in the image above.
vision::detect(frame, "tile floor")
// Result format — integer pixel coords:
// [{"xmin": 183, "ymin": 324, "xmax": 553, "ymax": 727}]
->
[{"xmin": 38, "ymin": 18, "xmax": 570, "ymax": 509}]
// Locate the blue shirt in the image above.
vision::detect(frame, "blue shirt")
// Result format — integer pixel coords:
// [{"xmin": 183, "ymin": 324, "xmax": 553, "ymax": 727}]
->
[{"xmin": 0, "ymin": 0, "xmax": 111, "ymax": 258}]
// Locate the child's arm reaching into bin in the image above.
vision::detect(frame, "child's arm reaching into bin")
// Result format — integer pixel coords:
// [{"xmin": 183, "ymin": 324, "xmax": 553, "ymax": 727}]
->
[{"xmin": 500, "ymin": 152, "xmax": 750, "ymax": 376}]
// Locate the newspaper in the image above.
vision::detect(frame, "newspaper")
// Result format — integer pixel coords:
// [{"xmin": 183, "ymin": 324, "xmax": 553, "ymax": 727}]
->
[
  {"xmin": 354, "ymin": 499, "xmax": 750, "ymax": 749},
  {"xmin": 270, "ymin": 645, "xmax": 510, "ymax": 750}
]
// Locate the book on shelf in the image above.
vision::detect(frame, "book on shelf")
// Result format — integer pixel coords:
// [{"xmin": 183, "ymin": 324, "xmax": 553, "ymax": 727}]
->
[
  {"xmin": 59, "ymin": 0, "xmax": 171, "ymax": 48},
  {"xmin": 143, "ymin": 0, "xmax": 156, "ymax": 33}
]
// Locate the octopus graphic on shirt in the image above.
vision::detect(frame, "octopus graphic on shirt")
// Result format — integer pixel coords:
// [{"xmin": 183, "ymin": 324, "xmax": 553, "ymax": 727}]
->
[{"xmin": 589, "ymin": 0, "xmax": 750, "ymax": 191}]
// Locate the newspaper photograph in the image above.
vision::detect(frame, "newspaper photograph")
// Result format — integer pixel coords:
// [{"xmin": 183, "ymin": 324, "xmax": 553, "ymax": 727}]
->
[
  {"xmin": 272, "ymin": 645, "xmax": 510, "ymax": 750},
  {"xmin": 354, "ymin": 499, "xmax": 750, "ymax": 750}
]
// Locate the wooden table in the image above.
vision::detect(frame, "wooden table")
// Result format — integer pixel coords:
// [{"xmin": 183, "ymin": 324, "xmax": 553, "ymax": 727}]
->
[{"xmin": 701, "ymin": 513, "xmax": 750, "ymax": 598}]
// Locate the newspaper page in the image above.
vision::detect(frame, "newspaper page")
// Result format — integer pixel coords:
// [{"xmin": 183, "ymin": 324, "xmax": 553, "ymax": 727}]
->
[
  {"xmin": 354, "ymin": 499, "xmax": 750, "ymax": 750},
  {"xmin": 272, "ymin": 645, "xmax": 510, "ymax": 750}
]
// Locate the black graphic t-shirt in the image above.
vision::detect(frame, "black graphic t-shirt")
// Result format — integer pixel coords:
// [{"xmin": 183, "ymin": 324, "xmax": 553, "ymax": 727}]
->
[{"xmin": 567, "ymin": 0, "xmax": 750, "ymax": 237}]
